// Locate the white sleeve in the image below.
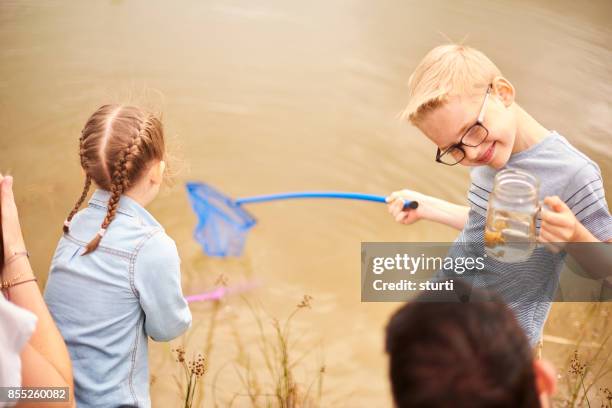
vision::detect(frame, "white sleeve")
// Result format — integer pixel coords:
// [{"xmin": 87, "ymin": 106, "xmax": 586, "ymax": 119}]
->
[{"xmin": 0, "ymin": 295, "xmax": 37, "ymax": 395}]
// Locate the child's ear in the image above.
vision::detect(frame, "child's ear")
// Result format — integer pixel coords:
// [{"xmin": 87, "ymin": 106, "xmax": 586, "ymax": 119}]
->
[
  {"xmin": 491, "ymin": 76, "xmax": 515, "ymax": 107},
  {"xmin": 533, "ymin": 359, "xmax": 557, "ymax": 397},
  {"xmin": 159, "ymin": 160, "xmax": 166, "ymax": 178},
  {"xmin": 150, "ymin": 160, "xmax": 165, "ymax": 185}
]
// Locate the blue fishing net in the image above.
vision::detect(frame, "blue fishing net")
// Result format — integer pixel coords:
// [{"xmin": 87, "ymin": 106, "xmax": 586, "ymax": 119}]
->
[{"xmin": 185, "ymin": 182, "xmax": 256, "ymax": 257}]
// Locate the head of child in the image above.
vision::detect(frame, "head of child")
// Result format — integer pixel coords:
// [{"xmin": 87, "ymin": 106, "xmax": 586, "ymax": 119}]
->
[
  {"xmin": 63, "ymin": 104, "xmax": 166, "ymax": 254},
  {"xmin": 385, "ymin": 281, "xmax": 557, "ymax": 408},
  {"xmin": 403, "ymin": 44, "xmax": 521, "ymax": 169}
]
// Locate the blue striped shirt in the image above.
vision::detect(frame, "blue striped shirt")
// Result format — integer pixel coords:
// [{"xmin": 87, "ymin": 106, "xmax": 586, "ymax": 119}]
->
[{"xmin": 444, "ymin": 131, "xmax": 612, "ymax": 345}]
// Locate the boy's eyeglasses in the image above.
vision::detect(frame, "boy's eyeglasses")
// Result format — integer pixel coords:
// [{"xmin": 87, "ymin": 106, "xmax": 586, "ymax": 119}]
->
[{"xmin": 435, "ymin": 84, "xmax": 492, "ymax": 166}]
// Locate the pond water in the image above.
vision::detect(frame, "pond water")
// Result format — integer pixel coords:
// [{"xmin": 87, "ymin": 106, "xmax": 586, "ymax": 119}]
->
[{"xmin": 1, "ymin": 0, "xmax": 611, "ymax": 406}]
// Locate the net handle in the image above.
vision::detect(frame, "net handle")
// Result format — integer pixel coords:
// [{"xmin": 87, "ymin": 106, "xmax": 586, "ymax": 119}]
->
[{"xmin": 235, "ymin": 192, "xmax": 418, "ymax": 209}]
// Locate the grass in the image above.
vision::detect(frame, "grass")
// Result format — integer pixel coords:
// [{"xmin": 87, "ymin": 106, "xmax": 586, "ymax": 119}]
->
[
  {"xmin": 165, "ymin": 271, "xmax": 325, "ymax": 408},
  {"xmin": 220, "ymin": 294, "xmax": 325, "ymax": 407},
  {"xmin": 171, "ymin": 346, "xmax": 206, "ymax": 408},
  {"xmin": 546, "ymin": 302, "xmax": 612, "ymax": 408}
]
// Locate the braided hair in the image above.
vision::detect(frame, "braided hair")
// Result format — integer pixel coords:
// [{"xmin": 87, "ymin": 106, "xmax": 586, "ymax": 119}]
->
[
  {"xmin": 63, "ymin": 130, "xmax": 92, "ymax": 233},
  {"xmin": 63, "ymin": 105, "xmax": 165, "ymax": 255}
]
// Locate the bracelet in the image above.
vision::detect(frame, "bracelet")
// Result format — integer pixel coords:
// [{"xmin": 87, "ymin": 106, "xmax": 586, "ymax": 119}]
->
[
  {"xmin": 10, "ymin": 277, "xmax": 38, "ymax": 288},
  {"xmin": 2, "ymin": 275, "xmax": 37, "ymax": 290},
  {"xmin": 2, "ymin": 277, "xmax": 37, "ymax": 301},
  {"xmin": 4, "ymin": 250, "xmax": 30, "ymax": 266},
  {"xmin": 1, "ymin": 271, "xmax": 23, "ymax": 289},
  {"xmin": 1, "ymin": 250, "xmax": 32, "ymax": 294}
]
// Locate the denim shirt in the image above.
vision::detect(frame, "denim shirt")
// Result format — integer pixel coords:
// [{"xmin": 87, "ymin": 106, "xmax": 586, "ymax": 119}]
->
[{"xmin": 44, "ymin": 189, "xmax": 192, "ymax": 408}]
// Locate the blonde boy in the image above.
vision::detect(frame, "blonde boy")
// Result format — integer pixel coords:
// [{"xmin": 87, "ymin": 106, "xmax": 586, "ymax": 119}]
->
[{"xmin": 387, "ymin": 44, "xmax": 612, "ymax": 344}]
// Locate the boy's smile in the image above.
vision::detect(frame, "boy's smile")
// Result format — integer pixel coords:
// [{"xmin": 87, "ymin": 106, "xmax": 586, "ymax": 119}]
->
[
  {"xmin": 416, "ymin": 80, "xmax": 518, "ymax": 170},
  {"xmin": 475, "ymin": 141, "xmax": 497, "ymax": 164}
]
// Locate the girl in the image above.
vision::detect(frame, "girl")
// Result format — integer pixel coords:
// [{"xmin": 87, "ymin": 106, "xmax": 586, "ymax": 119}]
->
[{"xmin": 44, "ymin": 105, "xmax": 192, "ymax": 408}]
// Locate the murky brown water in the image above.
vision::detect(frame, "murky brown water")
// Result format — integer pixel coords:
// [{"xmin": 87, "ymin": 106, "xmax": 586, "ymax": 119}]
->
[{"xmin": 1, "ymin": 0, "xmax": 611, "ymax": 406}]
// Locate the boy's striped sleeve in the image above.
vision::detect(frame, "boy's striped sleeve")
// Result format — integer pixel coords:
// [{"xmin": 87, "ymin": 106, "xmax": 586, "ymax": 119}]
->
[{"xmin": 563, "ymin": 163, "xmax": 612, "ymax": 241}]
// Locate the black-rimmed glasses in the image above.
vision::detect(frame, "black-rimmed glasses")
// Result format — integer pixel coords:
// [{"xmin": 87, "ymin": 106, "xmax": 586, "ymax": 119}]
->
[{"xmin": 435, "ymin": 84, "xmax": 492, "ymax": 165}]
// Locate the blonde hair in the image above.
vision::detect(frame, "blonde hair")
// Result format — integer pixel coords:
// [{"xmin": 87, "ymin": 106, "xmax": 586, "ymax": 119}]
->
[{"xmin": 401, "ymin": 44, "xmax": 502, "ymax": 124}]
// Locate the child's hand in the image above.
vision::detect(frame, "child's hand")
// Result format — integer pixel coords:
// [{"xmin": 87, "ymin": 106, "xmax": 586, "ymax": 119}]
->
[
  {"xmin": 386, "ymin": 189, "xmax": 424, "ymax": 225},
  {"xmin": 538, "ymin": 196, "xmax": 578, "ymax": 253}
]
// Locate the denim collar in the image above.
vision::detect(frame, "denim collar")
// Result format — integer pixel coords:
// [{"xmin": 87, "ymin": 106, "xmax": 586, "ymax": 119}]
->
[{"xmin": 88, "ymin": 189, "xmax": 162, "ymax": 228}]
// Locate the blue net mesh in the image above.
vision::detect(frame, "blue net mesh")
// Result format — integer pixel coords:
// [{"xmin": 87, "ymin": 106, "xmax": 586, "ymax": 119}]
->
[{"xmin": 185, "ymin": 182, "xmax": 256, "ymax": 257}]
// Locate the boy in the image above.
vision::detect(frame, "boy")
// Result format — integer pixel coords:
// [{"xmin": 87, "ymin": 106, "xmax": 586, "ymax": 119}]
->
[{"xmin": 386, "ymin": 44, "xmax": 612, "ymax": 344}]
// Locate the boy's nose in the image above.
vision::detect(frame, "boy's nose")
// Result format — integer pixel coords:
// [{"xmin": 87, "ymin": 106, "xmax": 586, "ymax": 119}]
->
[{"xmin": 464, "ymin": 146, "xmax": 482, "ymax": 162}]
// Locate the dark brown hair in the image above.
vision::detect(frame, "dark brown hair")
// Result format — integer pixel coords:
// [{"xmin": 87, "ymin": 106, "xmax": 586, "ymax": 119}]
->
[
  {"xmin": 385, "ymin": 280, "xmax": 540, "ymax": 408},
  {"xmin": 64, "ymin": 104, "xmax": 165, "ymax": 254}
]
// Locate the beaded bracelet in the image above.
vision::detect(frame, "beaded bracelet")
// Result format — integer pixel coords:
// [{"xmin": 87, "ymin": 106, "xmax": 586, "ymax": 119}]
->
[
  {"xmin": 1, "ymin": 275, "xmax": 37, "ymax": 290},
  {"xmin": 1, "ymin": 251, "xmax": 31, "ymax": 290},
  {"xmin": 2, "ymin": 277, "xmax": 37, "ymax": 290}
]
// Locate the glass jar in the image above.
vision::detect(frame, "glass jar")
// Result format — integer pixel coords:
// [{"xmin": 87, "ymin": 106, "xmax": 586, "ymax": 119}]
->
[{"xmin": 484, "ymin": 168, "xmax": 540, "ymax": 263}]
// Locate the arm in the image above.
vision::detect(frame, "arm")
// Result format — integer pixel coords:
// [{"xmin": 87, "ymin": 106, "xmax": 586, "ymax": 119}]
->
[
  {"xmin": 566, "ymin": 223, "xmax": 612, "ymax": 280},
  {"xmin": 0, "ymin": 175, "xmax": 74, "ymax": 406},
  {"xmin": 539, "ymin": 196, "xmax": 611, "ymax": 280},
  {"xmin": 386, "ymin": 189, "xmax": 470, "ymax": 231},
  {"xmin": 134, "ymin": 232, "xmax": 192, "ymax": 342},
  {"xmin": 17, "ymin": 344, "xmax": 73, "ymax": 408}
]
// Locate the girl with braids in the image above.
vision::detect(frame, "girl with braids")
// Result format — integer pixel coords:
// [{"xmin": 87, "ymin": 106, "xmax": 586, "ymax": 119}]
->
[{"xmin": 44, "ymin": 105, "xmax": 192, "ymax": 408}]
